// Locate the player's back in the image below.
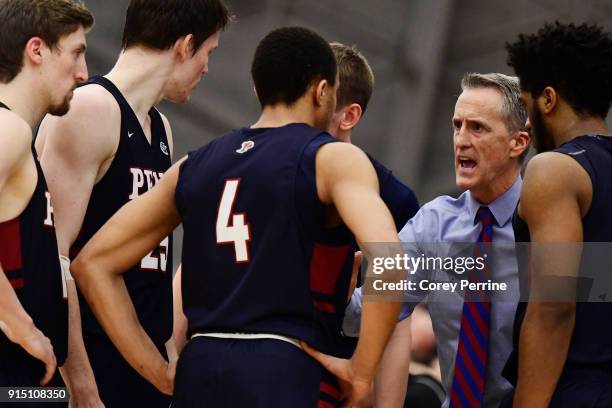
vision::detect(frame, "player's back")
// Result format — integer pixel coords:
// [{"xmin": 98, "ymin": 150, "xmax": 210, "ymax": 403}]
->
[{"xmin": 176, "ymin": 123, "xmax": 343, "ymax": 347}]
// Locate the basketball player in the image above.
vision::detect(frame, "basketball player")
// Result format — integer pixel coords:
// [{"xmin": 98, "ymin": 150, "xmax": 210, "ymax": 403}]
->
[
  {"xmin": 36, "ymin": 1, "xmax": 230, "ymax": 406},
  {"xmin": 327, "ymin": 41, "xmax": 418, "ymax": 407},
  {"xmin": 71, "ymin": 27, "xmax": 402, "ymax": 407},
  {"xmin": 0, "ymin": 0, "xmax": 93, "ymax": 392},
  {"xmin": 502, "ymin": 22, "xmax": 612, "ymax": 407}
]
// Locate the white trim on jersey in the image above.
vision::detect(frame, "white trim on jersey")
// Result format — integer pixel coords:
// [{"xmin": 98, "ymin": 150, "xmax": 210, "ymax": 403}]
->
[{"xmin": 191, "ymin": 332, "xmax": 301, "ymax": 349}]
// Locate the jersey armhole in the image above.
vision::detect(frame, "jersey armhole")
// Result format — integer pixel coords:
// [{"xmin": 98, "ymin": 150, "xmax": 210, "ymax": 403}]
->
[
  {"xmin": 556, "ymin": 146, "xmax": 596, "ymax": 221},
  {"xmin": 292, "ymin": 133, "xmax": 339, "ymax": 240}
]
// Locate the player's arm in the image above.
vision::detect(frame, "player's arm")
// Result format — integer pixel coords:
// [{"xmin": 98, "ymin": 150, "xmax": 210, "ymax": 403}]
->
[
  {"xmin": 347, "ymin": 212, "xmax": 427, "ymax": 407},
  {"xmin": 71, "ymin": 158, "xmax": 185, "ymax": 395},
  {"xmin": 0, "ymin": 119, "xmax": 56, "ymax": 385},
  {"xmin": 513, "ymin": 152, "xmax": 590, "ymax": 407},
  {"xmin": 373, "ymin": 316, "xmax": 411, "ymax": 407},
  {"xmin": 302, "ymin": 142, "xmax": 403, "ymax": 407},
  {"xmin": 37, "ymin": 87, "xmax": 118, "ymax": 405},
  {"xmin": 172, "ymin": 264, "xmax": 188, "ymax": 354}
]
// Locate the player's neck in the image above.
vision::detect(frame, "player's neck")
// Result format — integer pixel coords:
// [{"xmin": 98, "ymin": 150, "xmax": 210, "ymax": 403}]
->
[
  {"xmin": 0, "ymin": 74, "xmax": 48, "ymax": 128},
  {"xmin": 552, "ymin": 114, "xmax": 609, "ymax": 148},
  {"xmin": 252, "ymin": 101, "xmax": 317, "ymax": 129},
  {"xmin": 105, "ymin": 48, "xmax": 172, "ymax": 121}
]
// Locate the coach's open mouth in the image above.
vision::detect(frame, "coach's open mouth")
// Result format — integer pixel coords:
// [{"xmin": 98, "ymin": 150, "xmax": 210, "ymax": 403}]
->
[{"xmin": 458, "ymin": 156, "xmax": 477, "ymax": 169}]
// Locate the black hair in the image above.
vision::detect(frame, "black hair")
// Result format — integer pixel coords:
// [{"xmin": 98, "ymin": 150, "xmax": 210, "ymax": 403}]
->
[
  {"xmin": 122, "ymin": 0, "xmax": 231, "ymax": 53},
  {"xmin": 251, "ymin": 26, "xmax": 337, "ymax": 107},
  {"xmin": 506, "ymin": 21, "xmax": 612, "ymax": 119}
]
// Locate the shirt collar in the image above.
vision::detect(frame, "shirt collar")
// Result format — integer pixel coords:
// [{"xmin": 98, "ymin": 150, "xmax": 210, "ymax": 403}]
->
[{"xmin": 467, "ymin": 175, "xmax": 522, "ymax": 227}]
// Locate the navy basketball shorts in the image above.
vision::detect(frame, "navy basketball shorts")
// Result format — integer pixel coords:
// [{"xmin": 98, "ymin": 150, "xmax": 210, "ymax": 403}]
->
[
  {"xmin": 0, "ymin": 352, "xmax": 66, "ymax": 408},
  {"xmin": 83, "ymin": 332, "xmax": 171, "ymax": 408},
  {"xmin": 172, "ymin": 336, "xmax": 341, "ymax": 408}
]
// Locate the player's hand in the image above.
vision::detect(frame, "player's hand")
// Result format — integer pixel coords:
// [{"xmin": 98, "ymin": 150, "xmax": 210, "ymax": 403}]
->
[
  {"xmin": 300, "ymin": 341, "xmax": 372, "ymax": 408},
  {"xmin": 347, "ymin": 251, "xmax": 363, "ymax": 302},
  {"xmin": 155, "ymin": 359, "xmax": 176, "ymax": 396},
  {"xmin": 0, "ymin": 320, "xmax": 56, "ymax": 385}
]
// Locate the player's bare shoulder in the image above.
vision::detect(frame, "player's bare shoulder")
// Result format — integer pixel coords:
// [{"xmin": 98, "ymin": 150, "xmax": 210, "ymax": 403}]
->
[
  {"xmin": 0, "ymin": 110, "xmax": 37, "ymax": 221},
  {"xmin": 38, "ymin": 83, "xmax": 122, "ymax": 158},
  {"xmin": 0, "ymin": 109, "xmax": 33, "ymax": 170}
]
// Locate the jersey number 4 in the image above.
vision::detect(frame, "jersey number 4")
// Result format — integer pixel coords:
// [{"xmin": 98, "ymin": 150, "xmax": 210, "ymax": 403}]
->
[{"xmin": 216, "ymin": 179, "xmax": 251, "ymax": 263}]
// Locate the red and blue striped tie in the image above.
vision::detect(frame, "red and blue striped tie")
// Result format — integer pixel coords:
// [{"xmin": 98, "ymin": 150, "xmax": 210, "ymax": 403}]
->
[{"xmin": 450, "ymin": 206, "xmax": 493, "ymax": 408}]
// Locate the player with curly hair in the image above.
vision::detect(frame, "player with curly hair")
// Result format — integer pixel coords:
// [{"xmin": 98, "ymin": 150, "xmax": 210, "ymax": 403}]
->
[{"xmin": 502, "ymin": 22, "xmax": 612, "ymax": 407}]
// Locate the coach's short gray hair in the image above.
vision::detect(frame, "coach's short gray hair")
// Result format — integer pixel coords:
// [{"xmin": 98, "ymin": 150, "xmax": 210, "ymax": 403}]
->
[{"xmin": 461, "ymin": 72, "xmax": 527, "ymax": 133}]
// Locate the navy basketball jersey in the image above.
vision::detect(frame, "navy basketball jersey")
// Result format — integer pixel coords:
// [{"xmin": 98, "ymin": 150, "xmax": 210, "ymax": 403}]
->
[
  {"xmin": 370, "ymin": 156, "xmax": 419, "ymax": 231},
  {"xmin": 71, "ymin": 77, "xmax": 173, "ymax": 347},
  {"xmin": 0, "ymin": 108, "xmax": 68, "ymax": 368},
  {"xmin": 505, "ymin": 135, "xmax": 612, "ymax": 384},
  {"xmin": 322, "ymin": 156, "xmax": 419, "ymax": 357},
  {"xmin": 176, "ymin": 123, "xmax": 354, "ymax": 350}
]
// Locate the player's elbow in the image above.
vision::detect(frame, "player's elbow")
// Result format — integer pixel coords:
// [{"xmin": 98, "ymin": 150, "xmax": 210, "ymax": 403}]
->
[
  {"xmin": 71, "ymin": 250, "xmax": 97, "ymax": 284},
  {"xmin": 526, "ymin": 301, "xmax": 576, "ymax": 328}
]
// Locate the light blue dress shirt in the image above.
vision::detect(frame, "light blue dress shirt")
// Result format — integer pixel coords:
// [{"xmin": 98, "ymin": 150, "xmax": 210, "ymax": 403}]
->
[{"xmin": 344, "ymin": 176, "xmax": 522, "ymax": 408}]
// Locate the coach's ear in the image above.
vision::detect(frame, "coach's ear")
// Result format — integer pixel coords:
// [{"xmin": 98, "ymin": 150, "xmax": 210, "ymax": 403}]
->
[{"xmin": 339, "ymin": 103, "xmax": 363, "ymax": 132}]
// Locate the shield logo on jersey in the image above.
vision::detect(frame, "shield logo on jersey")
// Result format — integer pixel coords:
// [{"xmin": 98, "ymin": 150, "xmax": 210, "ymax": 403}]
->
[
  {"xmin": 160, "ymin": 141, "xmax": 169, "ymax": 156},
  {"xmin": 236, "ymin": 140, "xmax": 255, "ymax": 154}
]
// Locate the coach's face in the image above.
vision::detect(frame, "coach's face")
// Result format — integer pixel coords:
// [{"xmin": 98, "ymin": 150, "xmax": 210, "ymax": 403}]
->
[{"xmin": 453, "ymin": 87, "xmax": 522, "ymax": 203}]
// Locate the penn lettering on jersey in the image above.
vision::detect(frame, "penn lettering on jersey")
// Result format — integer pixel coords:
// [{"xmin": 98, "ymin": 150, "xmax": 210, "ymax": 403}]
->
[{"xmin": 128, "ymin": 167, "xmax": 164, "ymax": 200}]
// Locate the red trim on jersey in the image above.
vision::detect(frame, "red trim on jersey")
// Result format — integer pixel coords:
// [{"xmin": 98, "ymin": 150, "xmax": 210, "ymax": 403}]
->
[
  {"xmin": 309, "ymin": 243, "xmax": 350, "ymax": 295},
  {"xmin": 0, "ymin": 216, "xmax": 22, "ymax": 271},
  {"xmin": 313, "ymin": 300, "xmax": 335, "ymax": 313},
  {"xmin": 9, "ymin": 277, "xmax": 24, "ymax": 289},
  {"xmin": 320, "ymin": 381, "xmax": 341, "ymax": 400}
]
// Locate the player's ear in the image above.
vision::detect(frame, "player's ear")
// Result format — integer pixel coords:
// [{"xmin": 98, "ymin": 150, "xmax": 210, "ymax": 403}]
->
[
  {"xmin": 314, "ymin": 79, "xmax": 329, "ymax": 107},
  {"xmin": 539, "ymin": 86, "xmax": 557, "ymax": 114},
  {"xmin": 24, "ymin": 37, "xmax": 45, "ymax": 67},
  {"xmin": 340, "ymin": 103, "xmax": 363, "ymax": 131},
  {"xmin": 175, "ymin": 34, "xmax": 194, "ymax": 62}
]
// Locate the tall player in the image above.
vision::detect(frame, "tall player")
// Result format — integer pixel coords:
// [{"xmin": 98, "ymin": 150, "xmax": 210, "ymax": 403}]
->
[
  {"xmin": 327, "ymin": 42, "xmax": 418, "ymax": 407},
  {"xmin": 0, "ymin": 0, "xmax": 93, "ymax": 391},
  {"xmin": 502, "ymin": 22, "xmax": 612, "ymax": 407},
  {"xmin": 71, "ymin": 27, "xmax": 402, "ymax": 407},
  {"xmin": 35, "ymin": 1, "xmax": 231, "ymax": 406}
]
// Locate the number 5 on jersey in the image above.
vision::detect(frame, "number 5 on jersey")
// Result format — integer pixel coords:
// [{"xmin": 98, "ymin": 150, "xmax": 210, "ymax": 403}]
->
[{"xmin": 216, "ymin": 179, "xmax": 251, "ymax": 263}]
